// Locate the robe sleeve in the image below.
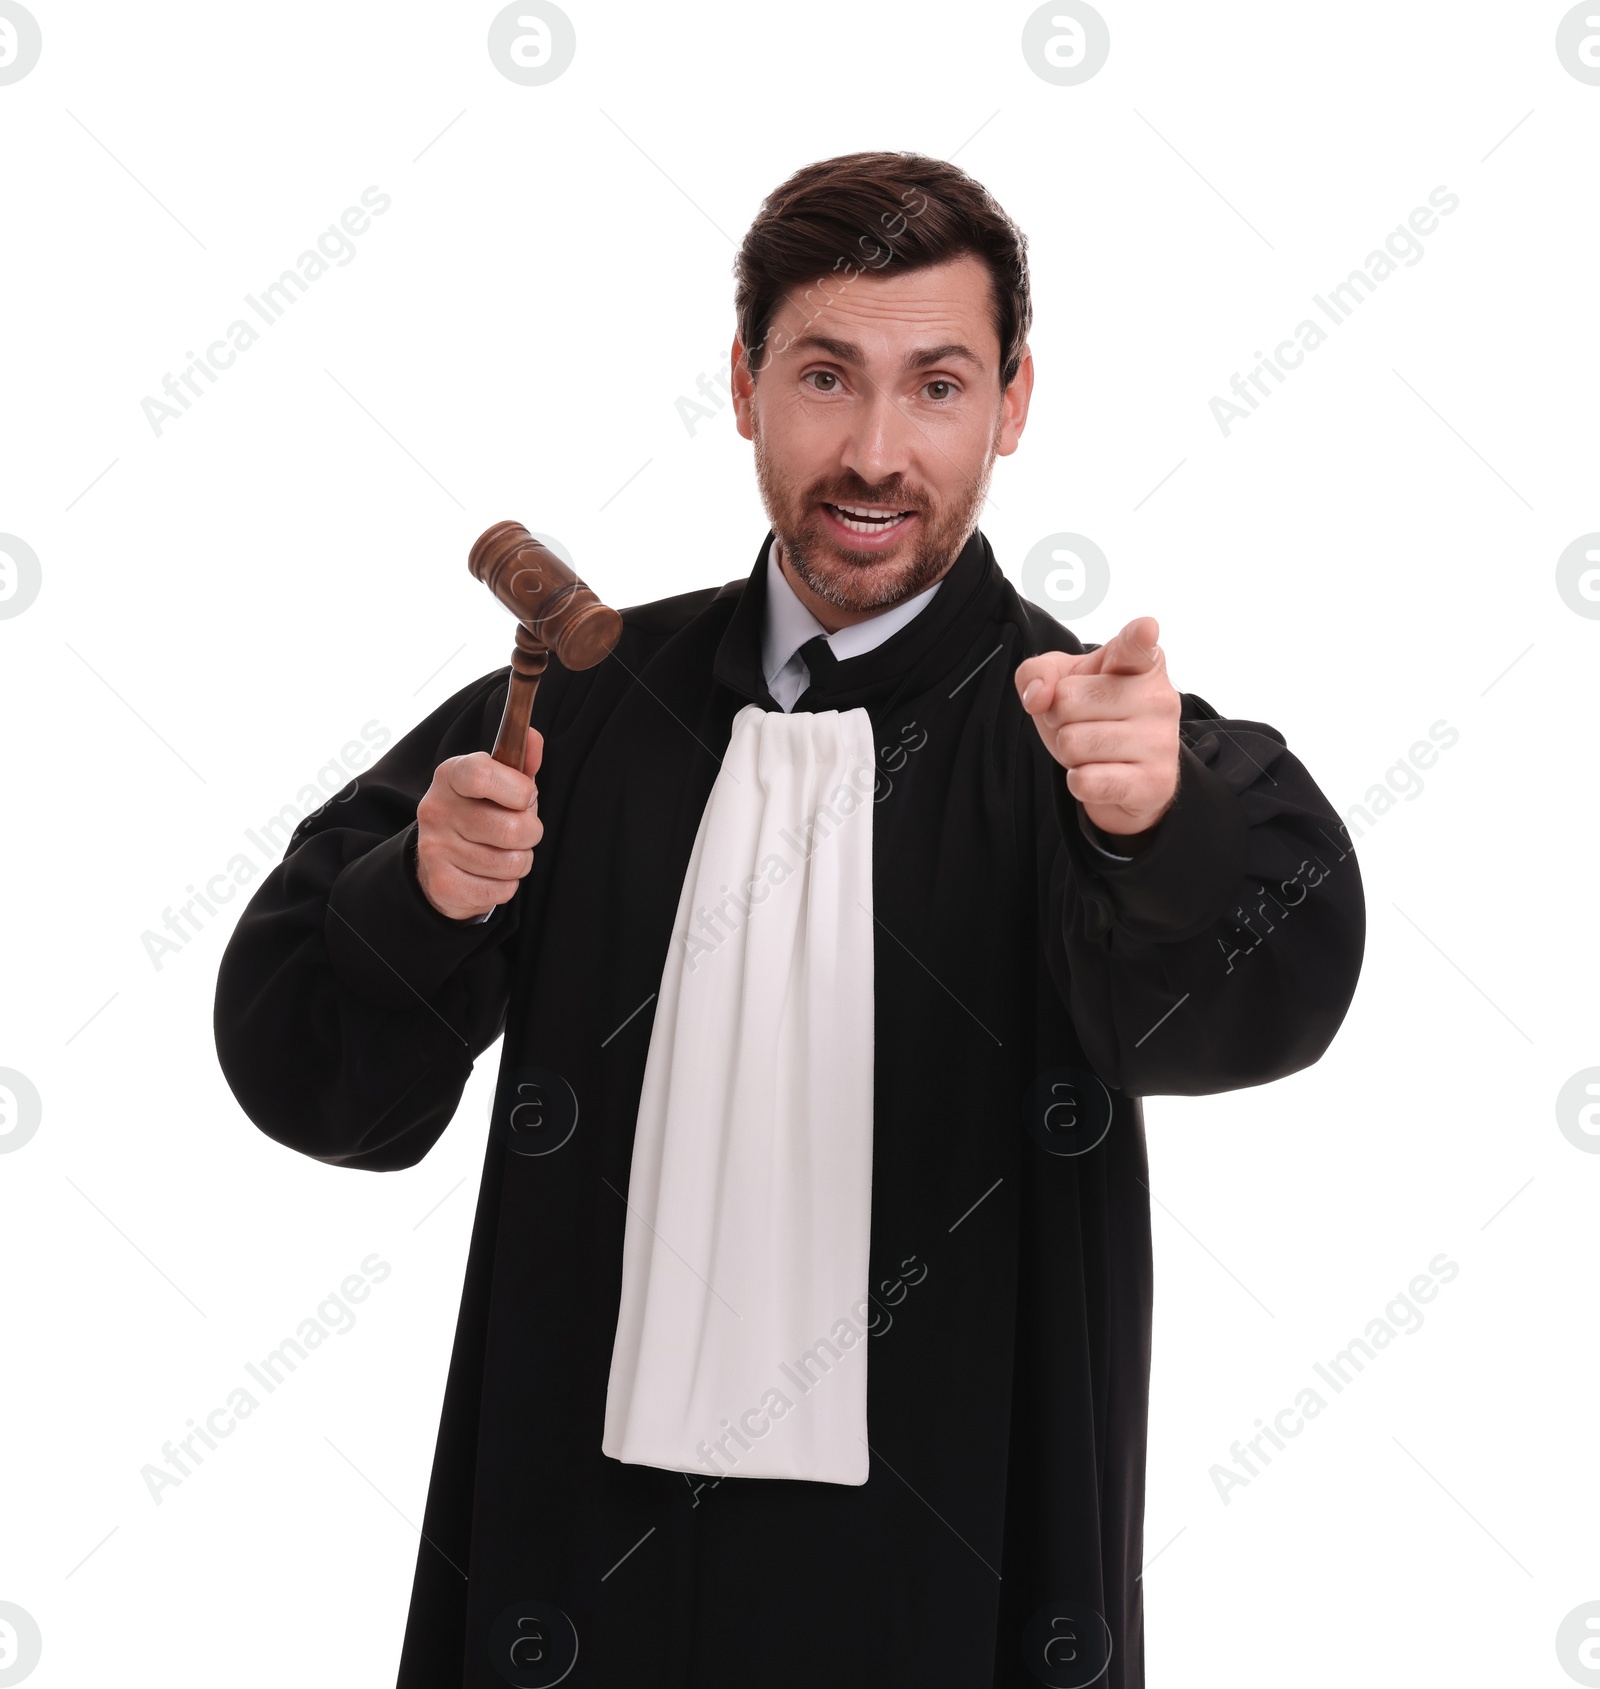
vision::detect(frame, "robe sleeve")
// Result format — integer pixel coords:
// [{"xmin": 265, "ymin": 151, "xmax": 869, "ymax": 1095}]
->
[
  {"xmin": 213, "ymin": 669, "xmax": 524, "ymax": 1171},
  {"xmin": 1038, "ymin": 689, "xmax": 1366, "ymax": 1097}
]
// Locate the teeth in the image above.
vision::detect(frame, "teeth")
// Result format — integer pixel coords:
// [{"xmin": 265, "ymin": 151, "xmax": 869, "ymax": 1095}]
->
[{"xmin": 830, "ymin": 502, "xmax": 911, "ymax": 535}]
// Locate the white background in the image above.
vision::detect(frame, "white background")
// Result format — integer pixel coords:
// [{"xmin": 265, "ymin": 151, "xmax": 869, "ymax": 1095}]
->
[{"xmin": 1, "ymin": 2, "xmax": 1596, "ymax": 1685}]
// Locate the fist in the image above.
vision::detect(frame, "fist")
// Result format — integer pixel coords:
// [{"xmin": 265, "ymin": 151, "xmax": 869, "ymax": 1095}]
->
[
  {"xmin": 1014, "ymin": 616, "xmax": 1181, "ymax": 839},
  {"xmin": 415, "ymin": 727, "xmax": 545, "ymax": 920}
]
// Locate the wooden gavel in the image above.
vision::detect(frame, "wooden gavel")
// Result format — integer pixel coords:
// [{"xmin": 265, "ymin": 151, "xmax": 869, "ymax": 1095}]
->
[{"xmin": 468, "ymin": 520, "xmax": 623, "ymax": 773}]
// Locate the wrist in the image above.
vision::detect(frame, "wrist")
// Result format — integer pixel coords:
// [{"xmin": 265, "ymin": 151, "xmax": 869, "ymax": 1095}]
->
[{"xmin": 1078, "ymin": 800, "xmax": 1173, "ymax": 855}]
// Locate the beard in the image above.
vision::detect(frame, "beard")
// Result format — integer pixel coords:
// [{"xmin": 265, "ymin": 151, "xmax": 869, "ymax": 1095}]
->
[{"xmin": 751, "ymin": 415, "xmax": 1001, "ymax": 614}]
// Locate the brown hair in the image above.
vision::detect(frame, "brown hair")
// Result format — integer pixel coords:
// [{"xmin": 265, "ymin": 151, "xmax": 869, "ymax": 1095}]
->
[{"xmin": 734, "ymin": 151, "xmax": 1032, "ymax": 387}]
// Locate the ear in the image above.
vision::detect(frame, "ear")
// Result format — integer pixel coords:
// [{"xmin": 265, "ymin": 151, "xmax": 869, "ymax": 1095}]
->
[
  {"xmin": 996, "ymin": 344, "xmax": 1034, "ymax": 457},
  {"xmin": 731, "ymin": 334, "xmax": 756, "ymax": 441}
]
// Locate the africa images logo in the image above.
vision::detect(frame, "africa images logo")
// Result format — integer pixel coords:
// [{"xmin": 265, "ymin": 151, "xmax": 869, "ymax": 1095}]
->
[
  {"xmin": 0, "ymin": 1602, "xmax": 43, "ymax": 1685},
  {"xmin": 0, "ymin": 1, "xmax": 42, "ymax": 85},
  {"xmin": 1021, "ymin": 1, "xmax": 1111, "ymax": 85},
  {"xmin": 0, "ymin": 535, "xmax": 41, "ymax": 620},
  {"xmin": 0, "ymin": 1069, "xmax": 42, "ymax": 1156},
  {"xmin": 487, "ymin": 2, "xmax": 576, "ymax": 84},
  {"xmin": 1556, "ymin": 3, "xmax": 1600, "ymax": 83}
]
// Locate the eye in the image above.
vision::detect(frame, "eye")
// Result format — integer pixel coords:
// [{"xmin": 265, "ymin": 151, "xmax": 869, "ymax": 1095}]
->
[
  {"xmin": 804, "ymin": 370, "xmax": 841, "ymax": 392},
  {"xmin": 923, "ymin": 379, "xmax": 957, "ymax": 402}
]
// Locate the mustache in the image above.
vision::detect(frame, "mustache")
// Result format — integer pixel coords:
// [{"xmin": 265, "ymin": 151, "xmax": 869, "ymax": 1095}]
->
[{"xmin": 811, "ymin": 480, "xmax": 928, "ymax": 511}]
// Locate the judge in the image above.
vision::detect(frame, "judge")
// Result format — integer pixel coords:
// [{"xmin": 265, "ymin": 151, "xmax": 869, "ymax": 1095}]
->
[{"xmin": 215, "ymin": 151, "xmax": 1364, "ymax": 1688}]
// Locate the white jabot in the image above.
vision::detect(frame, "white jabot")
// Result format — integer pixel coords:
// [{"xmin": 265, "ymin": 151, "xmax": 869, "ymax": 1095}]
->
[
  {"xmin": 762, "ymin": 539, "xmax": 943, "ymax": 711},
  {"xmin": 600, "ymin": 534, "xmax": 1135, "ymax": 1486},
  {"xmin": 603, "ymin": 702, "xmax": 878, "ymax": 1485}
]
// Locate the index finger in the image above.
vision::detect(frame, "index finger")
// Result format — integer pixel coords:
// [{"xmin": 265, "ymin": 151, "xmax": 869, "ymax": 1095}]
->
[
  {"xmin": 449, "ymin": 734, "xmax": 542, "ymax": 809},
  {"xmin": 1089, "ymin": 616, "xmax": 1161, "ymax": 676}
]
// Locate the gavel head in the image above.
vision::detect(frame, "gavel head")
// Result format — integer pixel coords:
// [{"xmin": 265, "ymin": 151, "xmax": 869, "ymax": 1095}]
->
[{"xmin": 467, "ymin": 520, "xmax": 623, "ymax": 671}]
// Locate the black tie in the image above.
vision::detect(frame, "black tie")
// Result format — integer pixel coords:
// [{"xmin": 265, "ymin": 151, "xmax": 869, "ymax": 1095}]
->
[
  {"xmin": 797, "ymin": 633, "xmax": 838, "ymax": 692},
  {"xmin": 800, "ymin": 635, "xmax": 838, "ymax": 678}
]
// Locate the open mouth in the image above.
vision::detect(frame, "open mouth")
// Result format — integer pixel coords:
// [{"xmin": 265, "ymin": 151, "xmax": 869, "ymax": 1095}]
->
[{"xmin": 822, "ymin": 501, "xmax": 917, "ymax": 537}]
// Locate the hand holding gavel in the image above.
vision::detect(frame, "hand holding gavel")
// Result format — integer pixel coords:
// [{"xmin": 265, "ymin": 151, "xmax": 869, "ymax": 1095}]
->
[
  {"xmin": 415, "ymin": 521, "xmax": 621, "ymax": 921},
  {"xmin": 416, "ymin": 727, "xmax": 546, "ymax": 921}
]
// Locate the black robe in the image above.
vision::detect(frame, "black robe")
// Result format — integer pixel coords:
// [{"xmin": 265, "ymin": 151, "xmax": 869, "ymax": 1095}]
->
[{"xmin": 214, "ymin": 527, "xmax": 1364, "ymax": 1687}]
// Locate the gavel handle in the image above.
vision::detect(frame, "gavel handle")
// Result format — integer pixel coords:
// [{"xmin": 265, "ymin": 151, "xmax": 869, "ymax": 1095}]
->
[{"xmin": 491, "ymin": 624, "xmax": 550, "ymax": 773}]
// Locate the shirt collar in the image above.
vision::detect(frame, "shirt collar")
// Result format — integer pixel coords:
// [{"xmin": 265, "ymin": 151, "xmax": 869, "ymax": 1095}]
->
[
  {"xmin": 760, "ymin": 537, "xmax": 945, "ymax": 693},
  {"xmin": 713, "ymin": 525, "xmax": 1001, "ymax": 715}
]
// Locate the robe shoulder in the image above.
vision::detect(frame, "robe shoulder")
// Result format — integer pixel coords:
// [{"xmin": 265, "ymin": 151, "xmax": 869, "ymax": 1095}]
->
[
  {"xmin": 213, "ymin": 574, "xmax": 739, "ymax": 1174},
  {"xmin": 616, "ymin": 580, "xmax": 732, "ymax": 635},
  {"xmin": 1017, "ymin": 597, "xmax": 1095, "ymax": 660}
]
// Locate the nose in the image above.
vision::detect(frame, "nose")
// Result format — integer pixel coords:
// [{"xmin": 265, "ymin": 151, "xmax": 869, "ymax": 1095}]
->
[{"xmin": 838, "ymin": 381, "xmax": 916, "ymax": 491}]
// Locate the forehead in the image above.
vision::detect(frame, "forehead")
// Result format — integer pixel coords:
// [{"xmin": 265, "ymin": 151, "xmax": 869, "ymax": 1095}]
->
[{"xmin": 767, "ymin": 253, "xmax": 999, "ymax": 363}]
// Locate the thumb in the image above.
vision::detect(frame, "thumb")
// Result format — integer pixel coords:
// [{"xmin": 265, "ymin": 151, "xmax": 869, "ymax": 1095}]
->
[
  {"xmin": 523, "ymin": 726, "xmax": 545, "ymax": 781},
  {"xmin": 1016, "ymin": 649, "xmax": 1086, "ymax": 711}
]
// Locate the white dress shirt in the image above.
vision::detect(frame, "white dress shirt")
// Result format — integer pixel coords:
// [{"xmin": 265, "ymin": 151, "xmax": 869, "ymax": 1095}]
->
[{"xmin": 761, "ymin": 538, "xmax": 944, "ymax": 711}]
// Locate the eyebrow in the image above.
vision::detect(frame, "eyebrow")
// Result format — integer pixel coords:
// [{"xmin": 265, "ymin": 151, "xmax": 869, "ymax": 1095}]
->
[{"xmin": 787, "ymin": 333, "xmax": 986, "ymax": 372}]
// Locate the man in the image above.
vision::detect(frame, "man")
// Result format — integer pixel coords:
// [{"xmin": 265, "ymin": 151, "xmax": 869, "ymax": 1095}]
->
[{"xmin": 215, "ymin": 151, "xmax": 1364, "ymax": 1687}]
